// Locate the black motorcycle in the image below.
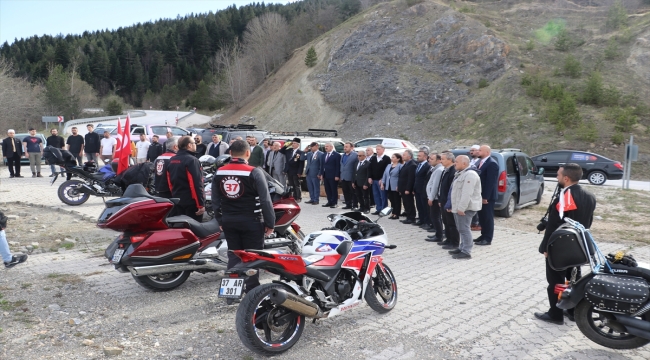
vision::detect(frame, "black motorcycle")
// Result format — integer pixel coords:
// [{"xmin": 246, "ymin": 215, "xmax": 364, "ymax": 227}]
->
[
  {"xmin": 553, "ymin": 218, "xmax": 650, "ymax": 349},
  {"xmin": 45, "ymin": 146, "xmax": 154, "ymax": 206}
]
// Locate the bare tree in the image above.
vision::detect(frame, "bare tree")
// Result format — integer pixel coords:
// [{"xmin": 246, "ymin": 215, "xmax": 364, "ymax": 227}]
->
[
  {"xmin": 244, "ymin": 12, "xmax": 290, "ymax": 78},
  {"xmin": 338, "ymin": 72, "xmax": 371, "ymax": 115},
  {"xmin": 214, "ymin": 40, "xmax": 254, "ymax": 108},
  {"xmin": 0, "ymin": 57, "xmax": 46, "ymax": 132}
]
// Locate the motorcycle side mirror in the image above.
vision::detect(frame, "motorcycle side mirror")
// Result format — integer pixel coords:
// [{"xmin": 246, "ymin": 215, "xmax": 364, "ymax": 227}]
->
[{"xmin": 378, "ymin": 207, "xmax": 392, "ymax": 217}]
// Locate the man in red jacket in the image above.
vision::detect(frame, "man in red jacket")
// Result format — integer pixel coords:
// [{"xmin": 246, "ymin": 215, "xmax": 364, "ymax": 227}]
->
[{"xmin": 166, "ymin": 136, "xmax": 205, "ymax": 222}]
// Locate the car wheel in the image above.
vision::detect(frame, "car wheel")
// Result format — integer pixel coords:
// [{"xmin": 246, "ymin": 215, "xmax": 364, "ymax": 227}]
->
[
  {"xmin": 587, "ymin": 171, "xmax": 607, "ymax": 186},
  {"xmin": 535, "ymin": 185, "xmax": 544, "ymax": 205},
  {"xmin": 497, "ymin": 194, "xmax": 516, "ymax": 218}
]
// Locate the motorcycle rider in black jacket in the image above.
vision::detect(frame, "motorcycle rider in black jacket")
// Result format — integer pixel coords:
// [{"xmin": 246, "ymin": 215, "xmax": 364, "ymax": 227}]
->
[
  {"xmin": 166, "ymin": 136, "xmax": 205, "ymax": 222},
  {"xmin": 534, "ymin": 163, "xmax": 596, "ymax": 325}
]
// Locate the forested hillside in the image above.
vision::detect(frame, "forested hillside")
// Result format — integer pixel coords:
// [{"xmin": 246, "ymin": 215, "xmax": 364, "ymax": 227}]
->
[{"xmin": 0, "ymin": 0, "xmax": 371, "ymax": 130}]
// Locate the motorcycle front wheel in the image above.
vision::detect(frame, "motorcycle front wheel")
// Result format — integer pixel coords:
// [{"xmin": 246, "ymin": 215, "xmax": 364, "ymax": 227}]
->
[
  {"xmin": 364, "ymin": 263, "xmax": 398, "ymax": 313},
  {"xmin": 57, "ymin": 180, "xmax": 90, "ymax": 206},
  {"xmin": 575, "ymin": 299, "xmax": 650, "ymax": 349},
  {"xmin": 131, "ymin": 271, "xmax": 191, "ymax": 292},
  {"xmin": 236, "ymin": 283, "xmax": 305, "ymax": 356}
]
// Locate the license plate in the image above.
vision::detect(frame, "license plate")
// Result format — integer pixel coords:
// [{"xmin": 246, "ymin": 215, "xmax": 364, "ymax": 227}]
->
[
  {"xmin": 218, "ymin": 278, "xmax": 244, "ymax": 299},
  {"xmin": 111, "ymin": 249, "xmax": 125, "ymax": 263}
]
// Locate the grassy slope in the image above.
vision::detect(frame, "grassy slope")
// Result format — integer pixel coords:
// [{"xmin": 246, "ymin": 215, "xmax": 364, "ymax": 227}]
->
[{"xmin": 222, "ymin": 0, "xmax": 650, "ymax": 178}]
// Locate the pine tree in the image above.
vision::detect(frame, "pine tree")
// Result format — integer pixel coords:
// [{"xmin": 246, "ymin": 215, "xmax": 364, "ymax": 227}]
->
[{"xmin": 305, "ymin": 46, "xmax": 317, "ymax": 67}]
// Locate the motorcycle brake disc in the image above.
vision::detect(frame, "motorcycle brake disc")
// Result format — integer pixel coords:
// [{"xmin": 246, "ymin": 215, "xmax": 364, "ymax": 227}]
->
[{"xmin": 267, "ymin": 307, "xmax": 290, "ymax": 332}]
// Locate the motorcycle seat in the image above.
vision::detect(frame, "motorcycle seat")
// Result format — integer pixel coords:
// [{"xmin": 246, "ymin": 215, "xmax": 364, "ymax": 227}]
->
[
  {"xmin": 166, "ymin": 216, "xmax": 221, "ymax": 238},
  {"xmin": 91, "ymin": 173, "xmax": 106, "ymax": 181},
  {"xmin": 610, "ymin": 263, "xmax": 650, "ymax": 281}
]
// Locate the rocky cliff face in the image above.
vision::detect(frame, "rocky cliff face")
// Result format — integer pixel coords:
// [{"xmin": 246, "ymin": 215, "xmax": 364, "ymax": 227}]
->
[{"xmin": 318, "ymin": 3, "xmax": 510, "ymax": 115}]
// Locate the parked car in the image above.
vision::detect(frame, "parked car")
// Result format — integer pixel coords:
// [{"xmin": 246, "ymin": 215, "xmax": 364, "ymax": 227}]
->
[
  {"xmin": 451, "ymin": 148, "xmax": 545, "ymax": 218},
  {"xmin": 110, "ymin": 124, "xmax": 195, "ymax": 143},
  {"xmin": 354, "ymin": 137, "xmax": 419, "ymax": 158},
  {"xmin": 269, "ymin": 129, "xmax": 344, "ymax": 154},
  {"xmin": 2, "ymin": 133, "xmax": 47, "ymax": 165},
  {"xmin": 531, "ymin": 150, "xmax": 623, "ymax": 185},
  {"xmin": 202, "ymin": 124, "xmax": 268, "ymax": 145}
]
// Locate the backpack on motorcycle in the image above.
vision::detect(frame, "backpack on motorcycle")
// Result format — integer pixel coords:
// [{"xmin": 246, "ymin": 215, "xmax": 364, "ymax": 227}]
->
[
  {"xmin": 546, "ymin": 224, "xmax": 596, "ymax": 271},
  {"xmin": 83, "ymin": 161, "xmax": 97, "ymax": 173},
  {"xmin": 98, "ymin": 164, "xmax": 116, "ymax": 180},
  {"xmin": 114, "ymin": 162, "xmax": 154, "ymax": 192},
  {"xmin": 43, "ymin": 146, "xmax": 64, "ymax": 166}
]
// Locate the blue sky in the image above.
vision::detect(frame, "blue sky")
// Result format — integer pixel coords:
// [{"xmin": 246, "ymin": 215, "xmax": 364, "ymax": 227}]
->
[{"xmin": 0, "ymin": 0, "xmax": 289, "ymax": 45}]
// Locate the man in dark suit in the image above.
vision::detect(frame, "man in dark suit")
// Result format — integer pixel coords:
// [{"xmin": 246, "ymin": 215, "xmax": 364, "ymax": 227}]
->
[
  {"xmin": 368, "ymin": 145, "xmax": 391, "ymax": 214},
  {"xmin": 413, "ymin": 149, "xmax": 432, "ymax": 227},
  {"xmin": 353, "ymin": 150, "xmax": 371, "ymax": 213},
  {"xmin": 436, "ymin": 152, "xmax": 459, "ymax": 249},
  {"xmin": 320, "ymin": 142, "xmax": 341, "ymax": 208},
  {"xmin": 301, "ymin": 142, "xmax": 324, "ymax": 205},
  {"xmin": 283, "ymin": 138, "xmax": 305, "ymax": 202},
  {"xmin": 2, "ymin": 130, "xmax": 24, "ymax": 178},
  {"xmin": 534, "ymin": 163, "xmax": 596, "ymax": 325},
  {"xmin": 398, "ymin": 150, "xmax": 417, "ymax": 224},
  {"xmin": 475, "ymin": 145, "xmax": 499, "ymax": 246},
  {"xmin": 339, "ymin": 142, "xmax": 358, "ymax": 210}
]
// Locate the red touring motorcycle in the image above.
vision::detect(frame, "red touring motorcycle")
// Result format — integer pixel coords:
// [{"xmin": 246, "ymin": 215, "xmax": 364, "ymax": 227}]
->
[
  {"xmin": 220, "ymin": 208, "xmax": 398, "ymax": 355},
  {"xmin": 100, "ymin": 177, "xmax": 304, "ymax": 291}
]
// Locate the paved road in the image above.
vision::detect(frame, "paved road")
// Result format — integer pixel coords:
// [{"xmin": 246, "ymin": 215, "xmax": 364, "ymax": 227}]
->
[
  {"xmin": 544, "ymin": 178, "xmax": 650, "ymax": 192},
  {"xmin": 2, "ymin": 166, "xmax": 650, "ymax": 359}
]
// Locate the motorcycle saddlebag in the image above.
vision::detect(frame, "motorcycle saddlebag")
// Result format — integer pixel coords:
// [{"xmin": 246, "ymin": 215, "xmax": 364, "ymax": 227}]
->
[
  {"xmin": 547, "ymin": 225, "xmax": 595, "ymax": 271},
  {"xmin": 585, "ymin": 274, "xmax": 650, "ymax": 314}
]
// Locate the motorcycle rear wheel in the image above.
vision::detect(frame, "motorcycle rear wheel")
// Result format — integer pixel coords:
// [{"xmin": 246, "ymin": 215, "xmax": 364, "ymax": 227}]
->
[
  {"xmin": 365, "ymin": 263, "xmax": 398, "ymax": 313},
  {"xmin": 57, "ymin": 180, "xmax": 90, "ymax": 206},
  {"xmin": 236, "ymin": 283, "xmax": 305, "ymax": 356},
  {"xmin": 131, "ymin": 271, "xmax": 191, "ymax": 291},
  {"xmin": 575, "ymin": 299, "xmax": 650, "ymax": 349}
]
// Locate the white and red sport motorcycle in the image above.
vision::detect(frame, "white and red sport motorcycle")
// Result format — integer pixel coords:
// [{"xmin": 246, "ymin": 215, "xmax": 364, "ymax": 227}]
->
[{"xmin": 220, "ymin": 208, "xmax": 398, "ymax": 356}]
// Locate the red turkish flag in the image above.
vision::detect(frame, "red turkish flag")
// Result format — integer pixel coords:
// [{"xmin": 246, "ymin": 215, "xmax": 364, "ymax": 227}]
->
[
  {"xmin": 556, "ymin": 188, "xmax": 577, "ymax": 218},
  {"xmin": 117, "ymin": 114, "xmax": 131, "ymax": 174}
]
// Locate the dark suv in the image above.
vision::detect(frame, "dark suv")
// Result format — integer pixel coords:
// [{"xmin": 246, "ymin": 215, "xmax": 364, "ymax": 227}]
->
[
  {"xmin": 451, "ymin": 148, "xmax": 545, "ymax": 217},
  {"xmin": 201, "ymin": 124, "xmax": 268, "ymax": 145},
  {"xmin": 531, "ymin": 150, "xmax": 623, "ymax": 185}
]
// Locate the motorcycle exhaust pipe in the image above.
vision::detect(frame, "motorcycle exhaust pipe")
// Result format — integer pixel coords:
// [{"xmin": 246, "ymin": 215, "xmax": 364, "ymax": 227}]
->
[
  {"xmin": 78, "ymin": 184, "xmax": 99, "ymax": 196},
  {"xmin": 269, "ymin": 289, "xmax": 323, "ymax": 318},
  {"xmin": 129, "ymin": 259, "xmax": 227, "ymax": 276},
  {"xmin": 613, "ymin": 314, "xmax": 650, "ymax": 341}
]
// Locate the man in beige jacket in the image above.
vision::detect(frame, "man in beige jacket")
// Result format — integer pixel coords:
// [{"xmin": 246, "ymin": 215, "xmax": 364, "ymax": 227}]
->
[{"xmin": 448, "ymin": 155, "xmax": 482, "ymax": 259}]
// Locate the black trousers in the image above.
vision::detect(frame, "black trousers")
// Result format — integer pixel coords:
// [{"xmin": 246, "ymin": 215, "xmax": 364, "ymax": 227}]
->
[
  {"xmin": 323, "ymin": 177, "xmax": 338, "ymax": 205},
  {"xmin": 442, "ymin": 209, "xmax": 459, "ymax": 246},
  {"xmin": 287, "ymin": 173, "xmax": 302, "ymax": 200},
  {"xmin": 6, "ymin": 154, "xmax": 21, "ymax": 176},
  {"xmin": 176, "ymin": 204, "xmax": 202, "ymax": 222},
  {"xmin": 415, "ymin": 191, "xmax": 429, "ymax": 223},
  {"xmin": 223, "ymin": 219, "xmax": 265, "ymax": 291},
  {"xmin": 401, "ymin": 192, "xmax": 416, "ymax": 221},
  {"xmin": 429, "ymin": 201, "xmax": 443, "ymax": 239},
  {"xmin": 478, "ymin": 200, "xmax": 495, "ymax": 242},
  {"xmin": 354, "ymin": 185, "xmax": 370, "ymax": 211},
  {"xmin": 546, "ymin": 259, "xmax": 581, "ymax": 320},
  {"xmin": 340, "ymin": 180, "xmax": 356, "ymax": 208},
  {"xmin": 387, "ymin": 191, "xmax": 401, "ymax": 217}
]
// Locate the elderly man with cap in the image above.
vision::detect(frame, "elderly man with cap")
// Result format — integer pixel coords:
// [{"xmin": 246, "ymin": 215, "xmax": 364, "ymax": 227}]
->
[
  {"xmin": 283, "ymin": 138, "xmax": 305, "ymax": 202},
  {"xmin": 301, "ymin": 142, "xmax": 324, "ymax": 205}
]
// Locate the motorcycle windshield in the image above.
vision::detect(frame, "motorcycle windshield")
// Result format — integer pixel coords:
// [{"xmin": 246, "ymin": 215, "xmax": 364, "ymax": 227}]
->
[{"xmin": 265, "ymin": 172, "xmax": 285, "ymax": 194}]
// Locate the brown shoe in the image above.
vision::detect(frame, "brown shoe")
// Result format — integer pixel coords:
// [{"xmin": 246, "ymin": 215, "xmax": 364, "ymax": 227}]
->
[
  {"xmin": 471, "ymin": 225, "xmax": 481, "ymax": 231},
  {"xmin": 37, "ymin": 173, "xmax": 43, "ymax": 177}
]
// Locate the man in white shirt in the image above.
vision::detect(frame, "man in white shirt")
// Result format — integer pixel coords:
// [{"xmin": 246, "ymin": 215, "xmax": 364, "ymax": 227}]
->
[
  {"xmin": 135, "ymin": 134, "xmax": 150, "ymax": 164},
  {"xmin": 99, "ymin": 131, "xmax": 117, "ymax": 165}
]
